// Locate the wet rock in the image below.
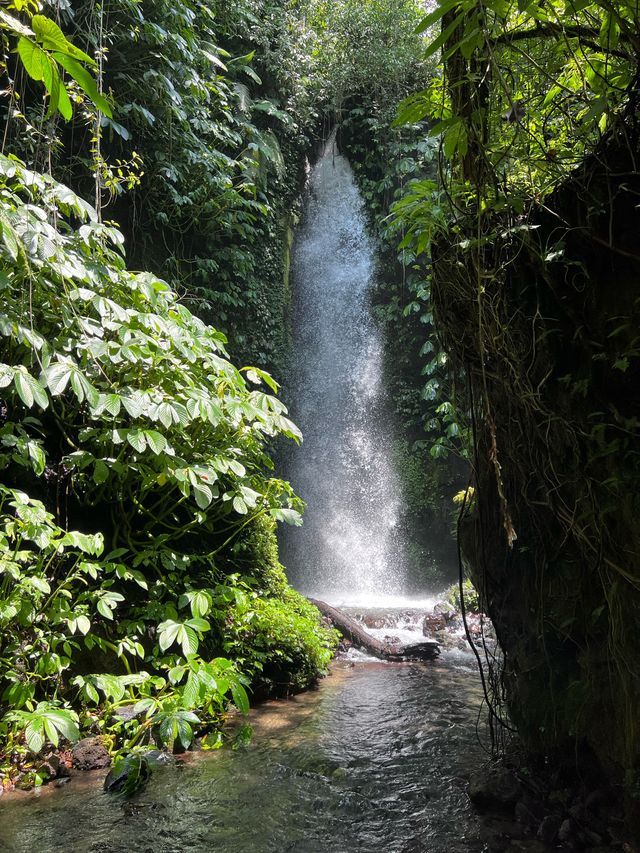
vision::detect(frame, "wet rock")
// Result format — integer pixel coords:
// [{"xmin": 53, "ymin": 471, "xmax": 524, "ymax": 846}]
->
[
  {"xmin": 55, "ymin": 777, "xmax": 71, "ymax": 788},
  {"xmin": 537, "ymin": 814, "xmax": 561, "ymax": 844},
  {"xmin": 434, "ymin": 602, "xmax": 456, "ymax": 620},
  {"xmin": 72, "ymin": 736, "xmax": 111, "ymax": 771},
  {"xmin": 36, "ymin": 752, "xmax": 68, "ymax": 780},
  {"xmin": 14, "ymin": 772, "xmax": 33, "ymax": 791},
  {"xmin": 423, "ymin": 613, "xmax": 447, "ymax": 635},
  {"xmin": 362, "ymin": 614, "xmax": 386, "ymax": 629},
  {"xmin": 514, "ymin": 801, "xmax": 539, "ymax": 829},
  {"xmin": 469, "ymin": 767, "xmax": 522, "ymax": 810},
  {"xmin": 558, "ymin": 818, "xmax": 574, "ymax": 842},
  {"xmin": 143, "ymin": 749, "xmax": 175, "ymax": 766}
]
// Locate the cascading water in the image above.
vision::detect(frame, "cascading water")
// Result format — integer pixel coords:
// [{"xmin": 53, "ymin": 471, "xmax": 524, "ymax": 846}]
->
[{"xmin": 280, "ymin": 138, "xmax": 409, "ymax": 605}]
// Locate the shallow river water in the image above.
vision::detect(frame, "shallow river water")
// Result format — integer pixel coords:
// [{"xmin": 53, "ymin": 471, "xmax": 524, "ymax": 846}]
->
[{"xmin": 0, "ymin": 651, "xmax": 489, "ymax": 853}]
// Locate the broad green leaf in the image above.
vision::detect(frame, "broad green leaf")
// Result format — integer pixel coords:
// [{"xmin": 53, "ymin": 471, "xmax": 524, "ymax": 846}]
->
[
  {"xmin": 186, "ymin": 617, "xmax": 210, "ymax": 633},
  {"xmin": 25, "ymin": 720, "xmax": 45, "ymax": 753},
  {"xmin": 179, "ymin": 625, "xmax": 198, "ymax": 656},
  {"xmin": 76, "ymin": 614, "xmax": 91, "ymax": 635},
  {"xmin": 93, "ymin": 459, "xmax": 109, "ymax": 484},
  {"xmin": 270, "ymin": 507, "xmax": 303, "ymax": 526},
  {"xmin": 144, "ymin": 430, "xmax": 166, "ymax": 455},
  {"xmin": 232, "ymin": 496, "xmax": 248, "ymax": 515},
  {"xmin": 193, "ymin": 482, "xmax": 212, "ymax": 509},
  {"xmin": 31, "ymin": 15, "xmax": 95, "ymax": 65},
  {"xmin": 190, "ymin": 591, "xmax": 211, "ymax": 619},
  {"xmin": 0, "ymin": 364, "xmax": 14, "ymax": 388},
  {"xmin": 14, "ymin": 370, "xmax": 34, "ymax": 408},
  {"xmin": 127, "ymin": 429, "xmax": 147, "ymax": 452},
  {"xmin": 158, "ymin": 620, "xmax": 181, "ymax": 652},
  {"xmin": 54, "ymin": 53, "xmax": 112, "ymax": 116},
  {"xmin": 16, "ymin": 37, "xmax": 48, "ymax": 82},
  {"xmin": 231, "ymin": 682, "xmax": 249, "ymax": 714},
  {"xmin": 45, "ymin": 709, "xmax": 79, "ymax": 742},
  {"xmin": 44, "ymin": 362, "xmax": 71, "ymax": 395}
]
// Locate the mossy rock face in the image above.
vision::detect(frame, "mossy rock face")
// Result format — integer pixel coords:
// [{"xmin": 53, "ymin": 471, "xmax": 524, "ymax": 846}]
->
[
  {"xmin": 229, "ymin": 515, "xmax": 288, "ymax": 596},
  {"xmin": 433, "ymin": 129, "xmax": 640, "ymax": 792}
]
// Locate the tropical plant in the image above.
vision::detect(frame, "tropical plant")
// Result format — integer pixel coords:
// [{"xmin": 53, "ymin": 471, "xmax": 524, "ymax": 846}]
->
[{"xmin": 0, "ymin": 150, "xmax": 333, "ymax": 767}]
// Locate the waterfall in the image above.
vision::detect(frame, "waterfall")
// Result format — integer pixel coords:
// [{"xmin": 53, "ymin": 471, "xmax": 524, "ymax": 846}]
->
[{"xmin": 280, "ymin": 139, "xmax": 408, "ymax": 606}]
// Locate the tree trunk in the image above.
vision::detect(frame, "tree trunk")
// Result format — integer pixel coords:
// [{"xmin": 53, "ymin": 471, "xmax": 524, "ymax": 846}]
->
[{"xmin": 310, "ymin": 599, "xmax": 440, "ymax": 661}]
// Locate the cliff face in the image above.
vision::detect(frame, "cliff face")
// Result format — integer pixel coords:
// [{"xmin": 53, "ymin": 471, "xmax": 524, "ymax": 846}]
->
[{"xmin": 433, "ymin": 122, "xmax": 640, "ymax": 788}]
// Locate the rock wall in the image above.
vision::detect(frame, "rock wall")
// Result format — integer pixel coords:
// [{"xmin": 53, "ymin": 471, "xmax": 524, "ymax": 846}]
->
[{"xmin": 432, "ymin": 121, "xmax": 640, "ymax": 803}]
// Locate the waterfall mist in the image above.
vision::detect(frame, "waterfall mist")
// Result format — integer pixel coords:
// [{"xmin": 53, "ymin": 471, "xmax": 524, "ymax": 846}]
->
[{"xmin": 280, "ymin": 140, "xmax": 410, "ymax": 606}]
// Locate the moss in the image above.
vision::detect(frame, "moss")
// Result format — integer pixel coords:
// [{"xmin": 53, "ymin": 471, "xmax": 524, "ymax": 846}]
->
[
  {"xmin": 224, "ymin": 588, "xmax": 339, "ymax": 697},
  {"xmin": 225, "ymin": 515, "xmax": 339, "ymax": 695}
]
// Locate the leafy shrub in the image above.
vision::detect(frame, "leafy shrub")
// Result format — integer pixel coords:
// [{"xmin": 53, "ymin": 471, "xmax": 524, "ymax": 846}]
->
[
  {"xmin": 444, "ymin": 578, "xmax": 481, "ymax": 614},
  {"xmin": 0, "ymin": 154, "xmax": 330, "ymax": 766},
  {"xmin": 222, "ymin": 581, "xmax": 339, "ymax": 696}
]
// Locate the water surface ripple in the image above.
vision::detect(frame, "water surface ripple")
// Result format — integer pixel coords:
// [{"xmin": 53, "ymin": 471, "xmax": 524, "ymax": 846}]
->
[{"xmin": 0, "ymin": 658, "xmax": 487, "ymax": 853}]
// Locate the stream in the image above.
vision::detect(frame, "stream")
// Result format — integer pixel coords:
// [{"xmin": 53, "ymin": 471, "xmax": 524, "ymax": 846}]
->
[{"xmin": 0, "ymin": 648, "xmax": 487, "ymax": 853}]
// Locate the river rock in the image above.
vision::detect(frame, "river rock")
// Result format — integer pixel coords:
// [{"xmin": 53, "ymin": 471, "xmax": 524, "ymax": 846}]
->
[
  {"xmin": 537, "ymin": 814, "xmax": 561, "ymax": 844},
  {"xmin": 72, "ymin": 736, "xmax": 111, "ymax": 770},
  {"xmin": 36, "ymin": 751, "xmax": 68, "ymax": 780},
  {"xmin": 469, "ymin": 767, "xmax": 522, "ymax": 810},
  {"xmin": 558, "ymin": 818, "xmax": 574, "ymax": 842},
  {"xmin": 434, "ymin": 602, "xmax": 456, "ymax": 620},
  {"xmin": 362, "ymin": 614, "xmax": 386, "ymax": 629},
  {"xmin": 423, "ymin": 613, "xmax": 446, "ymax": 635}
]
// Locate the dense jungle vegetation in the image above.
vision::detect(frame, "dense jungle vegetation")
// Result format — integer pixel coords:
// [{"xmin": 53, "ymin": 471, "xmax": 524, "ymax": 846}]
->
[{"xmin": 1, "ymin": 0, "xmax": 639, "ymax": 834}]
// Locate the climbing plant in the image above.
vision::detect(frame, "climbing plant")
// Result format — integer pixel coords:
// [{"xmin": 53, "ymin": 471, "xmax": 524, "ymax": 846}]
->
[{"xmin": 392, "ymin": 0, "xmax": 640, "ymax": 779}]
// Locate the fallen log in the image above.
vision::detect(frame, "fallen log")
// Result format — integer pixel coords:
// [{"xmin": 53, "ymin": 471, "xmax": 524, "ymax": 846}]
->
[{"xmin": 310, "ymin": 598, "xmax": 440, "ymax": 661}]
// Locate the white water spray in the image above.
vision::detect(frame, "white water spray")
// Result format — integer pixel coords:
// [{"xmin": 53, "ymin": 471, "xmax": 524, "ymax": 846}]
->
[{"xmin": 281, "ymin": 139, "xmax": 410, "ymax": 606}]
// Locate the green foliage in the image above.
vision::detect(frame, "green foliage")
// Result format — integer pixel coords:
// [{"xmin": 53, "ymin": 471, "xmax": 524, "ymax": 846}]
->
[
  {"xmin": 444, "ymin": 578, "xmax": 480, "ymax": 614},
  {"xmin": 217, "ymin": 572, "xmax": 339, "ymax": 695},
  {"xmin": 5, "ymin": 703, "xmax": 80, "ymax": 753},
  {"xmin": 104, "ymin": 752, "xmax": 151, "ymax": 796},
  {"xmin": 395, "ymin": 0, "xmax": 640, "ymax": 210},
  {"xmin": 389, "ymin": 0, "xmax": 640, "ymax": 784},
  {"xmin": 2, "ymin": 0, "xmax": 319, "ymax": 375},
  {"xmin": 0, "ymin": 154, "xmax": 332, "ymax": 764},
  {"xmin": 4, "ymin": 5, "xmax": 112, "ymax": 120}
]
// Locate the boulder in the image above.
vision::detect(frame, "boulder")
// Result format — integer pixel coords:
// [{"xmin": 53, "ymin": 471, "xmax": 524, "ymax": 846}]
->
[
  {"xmin": 423, "ymin": 613, "xmax": 447, "ymax": 635},
  {"xmin": 434, "ymin": 602, "xmax": 456, "ymax": 620},
  {"xmin": 537, "ymin": 814, "xmax": 562, "ymax": 845},
  {"xmin": 469, "ymin": 767, "xmax": 522, "ymax": 810},
  {"xmin": 362, "ymin": 615, "xmax": 386, "ymax": 629},
  {"xmin": 72, "ymin": 736, "xmax": 111, "ymax": 771}
]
